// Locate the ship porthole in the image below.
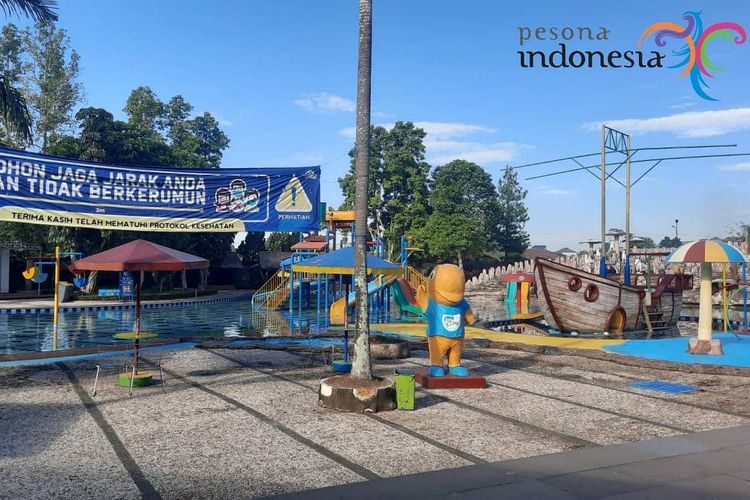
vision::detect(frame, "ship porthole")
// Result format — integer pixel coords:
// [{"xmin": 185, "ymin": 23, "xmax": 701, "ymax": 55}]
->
[
  {"xmin": 606, "ymin": 306, "xmax": 627, "ymax": 334},
  {"xmin": 568, "ymin": 276, "xmax": 582, "ymax": 291},
  {"xmin": 584, "ymin": 284, "xmax": 599, "ymax": 302}
]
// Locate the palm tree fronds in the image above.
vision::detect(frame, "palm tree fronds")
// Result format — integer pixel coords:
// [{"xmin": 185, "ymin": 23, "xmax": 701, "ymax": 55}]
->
[
  {"xmin": 0, "ymin": 0, "xmax": 58, "ymax": 23},
  {"xmin": 0, "ymin": 75, "xmax": 32, "ymax": 143}
]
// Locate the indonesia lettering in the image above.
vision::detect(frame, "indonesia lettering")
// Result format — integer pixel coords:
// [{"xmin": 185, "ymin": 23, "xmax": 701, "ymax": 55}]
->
[{"xmin": 517, "ymin": 25, "xmax": 664, "ymax": 69}]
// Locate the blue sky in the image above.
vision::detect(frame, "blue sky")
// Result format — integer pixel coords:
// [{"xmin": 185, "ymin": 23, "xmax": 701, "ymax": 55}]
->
[{"xmin": 10, "ymin": 0, "xmax": 750, "ymax": 249}]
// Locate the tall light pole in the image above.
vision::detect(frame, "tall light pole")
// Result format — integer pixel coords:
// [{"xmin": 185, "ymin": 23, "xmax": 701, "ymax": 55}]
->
[{"xmin": 672, "ymin": 219, "xmax": 679, "ymax": 241}]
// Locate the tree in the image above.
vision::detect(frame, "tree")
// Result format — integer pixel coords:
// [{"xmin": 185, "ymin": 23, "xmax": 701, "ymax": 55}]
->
[
  {"xmin": 640, "ymin": 236, "xmax": 656, "ymax": 248},
  {"xmin": 417, "ymin": 214, "xmax": 485, "ymax": 267},
  {"xmin": 0, "ymin": 24, "xmax": 25, "ymax": 146},
  {"xmin": 658, "ymin": 236, "xmax": 682, "ymax": 248},
  {"xmin": 124, "ymin": 86, "xmax": 165, "ymax": 133},
  {"xmin": 421, "ymin": 159, "xmax": 499, "ymax": 267},
  {"xmin": 494, "ymin": 166, "xmax": 529, "ymax": 261},
  {"xmin": 237, "ymin": 232, "xmax": 265, "ymax": 266},
  {"xmin": 0, "ymin": 0, "xmax": 57, "ymax": 143},
  {"xmin": 338, "ymin": 121, "xmax": 430, "ymax": 258},
  {"xmin": 351, "ymin": 0, "xmax": 373, "ymax": 381},
  {"xmin": 171, "ymin": 112, "xmax": 229, "ymax": 167},
  {"xmin": 0, "ymin": 0, "xmax": 57, "ymax": 21},
  {"xmin": 726, "ymin": 221, "xmax": 750, "ymax": 243},
  {"xmin": 23, "ymin": 20, "xmax": 82, "ymax": 150},
  {"xmin": 265, "ymin": 232, "xmax": 298, "ymax": 252}
]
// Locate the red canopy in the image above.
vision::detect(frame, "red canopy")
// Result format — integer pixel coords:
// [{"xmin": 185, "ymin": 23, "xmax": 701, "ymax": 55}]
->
[
  {"xmin": 70, "ymin": 239, "xmax": 209, "ymax": 272},
  {"xmin": 501, "ymin": 272, "xmax": 535, "ymax": 284}
]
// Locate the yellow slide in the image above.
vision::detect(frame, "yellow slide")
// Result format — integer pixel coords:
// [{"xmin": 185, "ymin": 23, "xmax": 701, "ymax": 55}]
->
[{"xmin": 329, "ymin": 277, "xmax": 395, "ymax": 325}]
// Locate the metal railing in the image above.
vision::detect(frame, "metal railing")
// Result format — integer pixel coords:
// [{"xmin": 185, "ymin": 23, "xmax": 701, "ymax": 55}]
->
[
  {"xmin": 251, "ymin": 269, "xmax": 289, "ymax": 309},
  {"xmin": 405, "ymin": 266, "xmax": 426, "ymax": 291}
]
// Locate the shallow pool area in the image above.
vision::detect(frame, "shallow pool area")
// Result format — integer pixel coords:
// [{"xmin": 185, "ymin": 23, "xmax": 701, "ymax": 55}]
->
[{"xmin": 0, "ymin": 294, "xmax": 426, "ymax": 356}]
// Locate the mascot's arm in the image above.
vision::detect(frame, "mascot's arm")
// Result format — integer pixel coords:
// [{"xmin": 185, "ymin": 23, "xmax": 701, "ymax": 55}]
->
[
  {"xmin": 464, "ymin": 306, "xmax": 476, "ymax": 325},
  {"xmin": 416, "ymin": 284, "xmax": 429, "ymax": 312}
]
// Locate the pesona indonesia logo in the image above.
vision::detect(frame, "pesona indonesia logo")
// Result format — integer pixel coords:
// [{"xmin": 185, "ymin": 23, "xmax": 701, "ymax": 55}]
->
[
  {"xmin": 517, "ymin": 11, "xmax": 746, "ymax": 101},
  {"xmin": 638, "ymin": 11, "xmax": 746, "ymax": 101}
]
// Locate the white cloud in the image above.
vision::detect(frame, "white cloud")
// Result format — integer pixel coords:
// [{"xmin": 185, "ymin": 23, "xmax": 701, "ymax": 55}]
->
[
  {"xmin": 410, "ymin": 121, "xmax": 495, "ymax": 138},
  {"xmin": 338, "ymin": 126, "xmax": 356, "ymax": 138},
  {"xmin": 294, "ymin": 92, "xmax": 355, "ymax": 114},
  {"xmin": 209, "ymin": 111, "xmax": 233, "ymax": 127},
  {"xmin": 583, "ymin": 108, "xmax": 750, "ymax": 138},
  {"xmin": 429, "ymin": 142, "xmax": 520, "ymax": 166},
  {"xmin": 718, "ymin": 162, "xmax": 750, "ymax": 171},
  {"xmin": 337, "ymin": 121, "xmax": 517, "ymax": 166},
  {"xmin": 535, "ymin": 186, "xmax": 579, "ymax": 196},
  {"xmin": 668, "ymin": 102, "xmax": 695, "ymax": 110}
]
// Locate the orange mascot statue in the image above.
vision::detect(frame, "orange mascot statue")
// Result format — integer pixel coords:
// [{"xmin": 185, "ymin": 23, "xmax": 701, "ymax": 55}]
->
[{"xmin": 417, "ymin": 264, "xmax": 475, "ymax": 377}]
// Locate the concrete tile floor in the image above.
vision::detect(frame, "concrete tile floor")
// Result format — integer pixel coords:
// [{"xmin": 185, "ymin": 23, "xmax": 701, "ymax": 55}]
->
[{"xmin": 2, "ymin": 345, "xmax": 750, "ymax": 498}]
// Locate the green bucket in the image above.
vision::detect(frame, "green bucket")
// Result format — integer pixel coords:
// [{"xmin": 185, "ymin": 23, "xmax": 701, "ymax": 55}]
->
[{"xmin": 395, "ymin": 369, "xmax": 415, "ymax": 410}]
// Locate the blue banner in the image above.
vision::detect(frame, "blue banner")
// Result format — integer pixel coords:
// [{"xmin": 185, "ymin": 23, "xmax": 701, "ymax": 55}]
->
[{"xmin": 0, "ymin": 147, "xmax": 320, "ymax": 232}]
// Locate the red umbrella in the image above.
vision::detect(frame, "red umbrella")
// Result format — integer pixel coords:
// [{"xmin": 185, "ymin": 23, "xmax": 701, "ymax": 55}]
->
[
  {"xmin": 70, "ymin": 240, "xmax": 209, "ymax": 378},
  {"xmin": 70, "ymin": 239, "xmax": 209, "ymax": 272}
]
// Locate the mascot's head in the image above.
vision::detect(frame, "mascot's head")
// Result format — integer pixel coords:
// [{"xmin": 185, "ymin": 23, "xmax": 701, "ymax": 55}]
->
[{"xmin": 427, "ymin": 263, "xmax": 465, "ymax": 306}]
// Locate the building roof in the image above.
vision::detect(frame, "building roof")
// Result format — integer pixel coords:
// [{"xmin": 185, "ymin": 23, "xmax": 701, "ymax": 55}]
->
[
  {"xmin": 556, "ymin": 247, "xmax": 576, "ymax": 254},
  {"xmin": 292, "ymin": 246, "xmax": 401, "ymax": 275},
  {"xmin": 522, "ymin": 247, "xmax": 561, "ymax": 260},
  {"xmin": 291, "ymin": 240, "xmax": 328, "ymax": 251}
]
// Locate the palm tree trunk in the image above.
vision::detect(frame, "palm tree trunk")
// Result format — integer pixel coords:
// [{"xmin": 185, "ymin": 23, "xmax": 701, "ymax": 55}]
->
[{"xmin": 351, "ymin": 0, "xmax": 373, "ymax": 381}]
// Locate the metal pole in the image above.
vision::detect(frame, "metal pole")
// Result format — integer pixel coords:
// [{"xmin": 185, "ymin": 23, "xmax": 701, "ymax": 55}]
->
[
  {"xmin": 624, "ymin": 134, "xmax": 632, "ymax": 285},
  {"xmin": 600, "ymin": 125, "xmax": 607, "ymax": 277},
  {"xmin": 52, "ymin": 245, "xmax": 60, "ymax": 350}
]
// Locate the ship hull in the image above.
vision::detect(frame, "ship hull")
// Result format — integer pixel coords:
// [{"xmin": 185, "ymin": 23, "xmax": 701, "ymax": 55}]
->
[{"xmin": 534, "ymin": 258, "xmax": 682, "ymax": 334}]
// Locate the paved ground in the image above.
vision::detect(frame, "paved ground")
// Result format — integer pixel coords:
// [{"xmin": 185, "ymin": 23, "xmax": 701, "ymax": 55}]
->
[
  {"xmin": 286, "ymin": 425, "xmax": 750, "ymax": 499},
  {"xmin": 3, "ymin": 343, "xmax": 750, "ymax": 498}
]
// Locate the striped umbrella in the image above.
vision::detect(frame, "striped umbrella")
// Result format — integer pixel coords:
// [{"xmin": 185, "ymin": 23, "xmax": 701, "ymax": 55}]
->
[
  {"xmin": 666, "ymin": 239, "xmax": 748, "ymax": 353},
  {"xmin": 666, "ymin": 239, "xmax": 748, "ymax": 264}
]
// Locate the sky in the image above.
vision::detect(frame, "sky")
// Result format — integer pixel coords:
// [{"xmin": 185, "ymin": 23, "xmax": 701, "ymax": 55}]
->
[{"xmin": 8, "ymin": 0, "xmax": 750, "ymax": 250}]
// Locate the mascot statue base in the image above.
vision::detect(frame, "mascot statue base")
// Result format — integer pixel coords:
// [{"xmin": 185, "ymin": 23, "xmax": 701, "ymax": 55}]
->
[{"xmin": 416, "ymin": 263, "xmax": 486, "ymax": 389}]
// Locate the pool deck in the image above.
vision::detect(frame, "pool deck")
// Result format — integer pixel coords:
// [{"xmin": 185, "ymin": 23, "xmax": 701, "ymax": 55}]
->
[
  {"xmin": 374, "ymin": 323, "xmax": 624, "ymax": 351},
  {"xmin": 0, "ymin": 289, "xmax": 251, "ymax": 313},
  {"xmin": 3, "ymin": 344, "xmax": 750, "ymax": 498},
  {"xmin": 374, "ymin": 323, "xmax": 750, "ymax": 370}
]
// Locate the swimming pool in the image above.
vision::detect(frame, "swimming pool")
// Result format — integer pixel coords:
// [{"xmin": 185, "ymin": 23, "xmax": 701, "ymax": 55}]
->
[{"xmin": 0, "ymin": 297, "xmax": 410, "ymax": 356}]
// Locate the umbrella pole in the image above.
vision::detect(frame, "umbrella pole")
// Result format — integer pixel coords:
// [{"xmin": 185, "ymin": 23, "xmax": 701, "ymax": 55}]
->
[
  {"xmin": 698, "ymin": 262, "xmax": 713, "ymax": 342},
  {"xmin": 344, "ymin": 279, "xmax": 349, "ymax": 363},
  {"xmin": 134, "ymin": 271, "xmax": 142, "ymax": 374}
]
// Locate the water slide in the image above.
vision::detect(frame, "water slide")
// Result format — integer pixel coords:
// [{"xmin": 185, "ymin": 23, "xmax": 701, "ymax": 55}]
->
[
  {"xmin": 390, "ymin": 278, "xmax": 424, "ymax": 318},
  {"xmin": 329, "ymin": 277, "xmax": 396, "ymax": 325}
]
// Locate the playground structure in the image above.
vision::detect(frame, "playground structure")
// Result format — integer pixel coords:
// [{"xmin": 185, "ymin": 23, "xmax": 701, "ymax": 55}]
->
[
  {"xmin": 250, "ymin": 212, "xmax": 427, "ymax": 331},
  {"xmin": 501, "ymin": 272, "xmax": 542, "ymax": 320}
]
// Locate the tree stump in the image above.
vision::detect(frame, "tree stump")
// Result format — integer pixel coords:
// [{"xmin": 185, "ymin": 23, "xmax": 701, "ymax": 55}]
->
[
  {"xmin": 353, "ymin": 335, "xmax": 410, "ymax": 359},
  {"xmin": 318, "ymin": 375, "xmax": 396, "ymax": 413}
]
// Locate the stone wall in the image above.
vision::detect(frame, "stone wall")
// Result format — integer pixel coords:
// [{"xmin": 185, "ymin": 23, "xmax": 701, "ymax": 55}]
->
[{"xmin": 466, "ymin": 242, "xmax": 750, "ymax": 294}]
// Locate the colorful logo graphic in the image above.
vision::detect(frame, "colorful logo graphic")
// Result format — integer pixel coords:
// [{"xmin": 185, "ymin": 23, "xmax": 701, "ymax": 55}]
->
[
  {"xmin": 214, "ymin": 178, "xmax": 260, "ymax": 213},
  {"xmin": 638, "ymin": 12, "xmax": 746, "ymax": 101}
]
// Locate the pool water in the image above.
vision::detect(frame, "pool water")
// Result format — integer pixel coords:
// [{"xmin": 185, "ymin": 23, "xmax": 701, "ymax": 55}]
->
[{"xmin": 0, "ymin": 298, "xmax": 410, "ymax": 356}]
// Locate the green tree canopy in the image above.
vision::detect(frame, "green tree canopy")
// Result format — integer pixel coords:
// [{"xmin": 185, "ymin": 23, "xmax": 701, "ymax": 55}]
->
[
  {"xmin": 419, "ymin": 159, "xmax": 500, "ymax": 267},
  {"xmin": 23, "ymin": 20, "xmax": 82, "ymax": 150},
  {"xmin": 237, "ymin": 232, "xmax": 265, "ymax": 266},
  {"xmin": 338, "ymin": 121, "xmax": 429, "ymax": 258},
  {"xmin": 639, "ymin": 236, "xmax": 656, "ymax": 248},
  {"xmin": 658, "ymin": 236, "xmax": 682, "ymax": 248},
  {"xmin": 265, "ymin": 232, "xmax": 298, "ymax": 252},
  {"xmin": 494, "ymin": 166, "xmax": 529, "ymax": 261}
]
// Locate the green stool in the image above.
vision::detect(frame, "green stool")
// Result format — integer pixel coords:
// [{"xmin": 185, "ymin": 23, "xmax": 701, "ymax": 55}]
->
[{"xmin": 395, "ymin": 369, "xmax": 415, "ymax": 410}]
